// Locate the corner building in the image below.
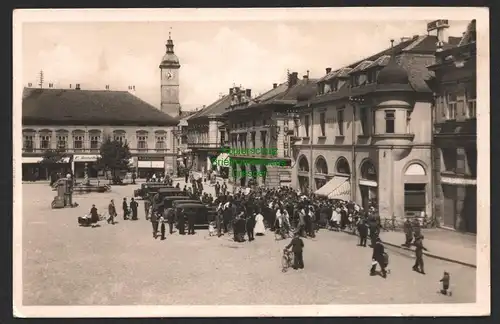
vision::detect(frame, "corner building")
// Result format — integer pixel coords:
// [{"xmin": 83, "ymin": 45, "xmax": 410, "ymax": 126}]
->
[{"xmin": 293, "ymin": 20, "xmax": 463, "ymax": 220}]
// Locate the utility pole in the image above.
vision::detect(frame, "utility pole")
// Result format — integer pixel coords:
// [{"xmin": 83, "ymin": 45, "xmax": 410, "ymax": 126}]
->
[{"xmin": 38, "ymin": 70, "xmax": 44, "ymax": 88}]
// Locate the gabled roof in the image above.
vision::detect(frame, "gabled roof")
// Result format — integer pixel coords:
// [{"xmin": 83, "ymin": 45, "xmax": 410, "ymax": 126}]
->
[
  {"xmin": 188, "ymin": 95, "xmax": 232, "ymax": 121},
  {"xmin": 319, "ymin": 67, "xmax": 352, "ymax": 82},
  {"xmin": 22, "ymin": 88, "xmax": 178, "ymax": 126}
]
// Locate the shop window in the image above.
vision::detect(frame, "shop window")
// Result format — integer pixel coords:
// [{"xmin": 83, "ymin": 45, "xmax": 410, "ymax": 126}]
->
[
  {"xmin": 56, "ymin": 135, "xmax": 68, "ymax": 151},
  {"xmin": 304, "ymin": 115, "xmax": 310, "ymax": 137},
  {"xmin": 40, "ymin": 135, "xmax": 51, "ymax": 150},
  {"xmin": 337, "ymin": 108, "xmax": 344, "ymax": 136},
  {"xmin": 446, "ymin": 93, "xmax": 457, "ymax": 120},
  {"xmin": 23, "ymin": 135, "xmax": 34, "ymax": 152},
  {"xmin": 385, "ymin": 110, "xmax": 395, "ymax": 134},
  {"xmin": 155, "ymin": 136, "xmax": 166, "ymax": 151},
  {"xmin": 73, "ymin": 135, "xmax": 84, "ymax": 152},
  {"xmin": 137, "ymin": 136, "xmax": 148, "ymax": 150},
  {"xmin": 319, "ymin": 112, "xmax": 326, "ymax": 137},
  {"xmin": 90, "ymin": 135, "xmax": 100, "ymax": 150}
]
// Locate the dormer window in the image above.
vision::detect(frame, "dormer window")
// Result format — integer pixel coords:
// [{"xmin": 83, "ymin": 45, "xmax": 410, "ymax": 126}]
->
[
  {"xmin": 318, "ymin": 82, "xmax": 325, "ymax": 95},
  {"xmin": 331, "ymin": 79, "xmax": 339, "ymax": 91},
  {"xmin": 367, "ymin": 70, "xmax": 380, "ymax": 83}
]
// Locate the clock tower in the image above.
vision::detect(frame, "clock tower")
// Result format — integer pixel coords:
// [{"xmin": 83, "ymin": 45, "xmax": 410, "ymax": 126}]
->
[{"xmin": 159, "ymin": 32, "xmax": 181, "ymax": 117}]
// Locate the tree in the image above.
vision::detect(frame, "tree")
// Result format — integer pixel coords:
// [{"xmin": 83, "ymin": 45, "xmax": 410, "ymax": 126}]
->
[
  {"xmin": 39, "ymin": 149, "xmax": 70, "ymax": 184},
  {"xmin": 95, "ymin": 137, "xmax": 132, "ymax": 181}
]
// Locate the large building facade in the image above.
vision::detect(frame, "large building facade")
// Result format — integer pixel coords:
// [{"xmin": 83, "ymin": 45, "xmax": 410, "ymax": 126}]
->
[
  {"xmin": 186, "ymin": 93, "xmax": 232, "ymax": 175},
  {"xmin": 21, "ymin": 87, "xmax": 178, "ymax": 180},
  {"xmin": 428, "ymin": 20, "xmax": 477, "ymax": 233},
  {"xmin": 224, "ymin": 74, "xmax": 314, "ymax": 188},
  {"xmin": 293, "ymin": 20, "xmax": 463, "ymax": 220}
]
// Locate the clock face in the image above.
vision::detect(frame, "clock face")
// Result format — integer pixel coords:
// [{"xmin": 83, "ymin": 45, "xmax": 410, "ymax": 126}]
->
[{"xmin": 165, "ymin": 70, "xmax": 173, "ymax": 80}]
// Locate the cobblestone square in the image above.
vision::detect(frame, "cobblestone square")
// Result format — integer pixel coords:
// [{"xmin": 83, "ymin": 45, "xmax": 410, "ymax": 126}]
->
[{"xmin": 22, "ymin": 181, "xmax": 476, "ymax": 305}]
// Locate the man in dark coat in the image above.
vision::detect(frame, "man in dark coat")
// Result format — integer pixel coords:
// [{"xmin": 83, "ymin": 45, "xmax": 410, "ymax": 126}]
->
[
  {"xmin": 90, "ymin": 204, "xmax": 99, "ymax": 225},
  {"xmin": 107, "ymin": 199, "xmax": 116, "ymax": 225},
  {"xmin": 370, "ymin": 237, "xmax": 387, "ymax": 278},
  {"xmin": 166, "ymin": 206, "xmax": 175, "ymax": 234},
  {"xmin": 150, "ymin": 209, "xmax": 159, "ymax": 239},
  {"xmin": 177, "ymin": 208, "xmax": 186, "ymax": 235},
  {"xmin": 215, "ymin": 181, "xmax": 220, "ymax": 197},
  {"xmin": 403, "ymin": 218, "xmax": 413, "ymax": 247},
  {"xmin": 285, "ymin": 232, "xmax": 305, "ymax": 270},
  {"xmin": 246, "ymin": 212, "xmax": 256, "ymax": 241},
  {"xmin": 357, "ymin": 217, "xmax": 368, "ymax": 247},
  {"xmin": 130, "ymin": 198, "xmax": 139, "ymax": 220},
  {"xmin": 412, "ymin": 235, "xmax": 428, "ymax": 274},
  {"xmin": 122, "ymin": 198, "xmax": 129, "ymax": 220}
]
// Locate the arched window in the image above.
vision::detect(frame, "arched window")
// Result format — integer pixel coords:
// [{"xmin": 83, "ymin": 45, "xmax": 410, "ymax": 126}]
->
[
  {"xmin": 315, "ymin": 156, "xmax": 328, "ymax": 175},
  {"xmin": 336, "ymin": 157, "xmax": 351, "ymax": 174},
  {"xmin": 360, "ymin": 160, "xmax": 377, "ymax": 181},
  {"xmin": 298, "ymin": 155, "xmax": 309, "ymax": 172},
  {"xmin": 405, "ymin": 163, "xmax": 426, "ymax": 176}
]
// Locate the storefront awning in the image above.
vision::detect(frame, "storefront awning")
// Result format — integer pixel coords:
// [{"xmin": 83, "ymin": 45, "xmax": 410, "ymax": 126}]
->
[
  {"xmin": 213, "ymin": 153, "xmax": 229, "ymax": 167},
  {"xmin": 315, "ymin": 176, "xmax": 351, "ymax": 201},
  {"xmin": 22, "ymin": 157, "xmax": 43, "ymax": 164}
]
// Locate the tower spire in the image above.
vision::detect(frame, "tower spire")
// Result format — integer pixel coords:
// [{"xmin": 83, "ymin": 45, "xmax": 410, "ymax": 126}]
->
[{"xmin": 166, "ymin": 27, "xmax": 174, "ymax": 54}]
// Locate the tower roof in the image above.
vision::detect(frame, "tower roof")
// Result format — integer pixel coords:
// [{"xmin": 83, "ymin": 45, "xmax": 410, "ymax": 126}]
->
[
  {"xmin": 376, "ymin": 40, "xmax": 410, "ymax": 85},
  {"xmin": 160, "ymin": 32, "xmax": 180, "ymax": 68}
]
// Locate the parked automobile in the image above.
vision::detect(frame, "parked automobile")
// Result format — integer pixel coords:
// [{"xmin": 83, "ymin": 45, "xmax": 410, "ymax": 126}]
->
[{"xmin": 134, "ymin": 183, "xmax": 173, "ymax": 199}]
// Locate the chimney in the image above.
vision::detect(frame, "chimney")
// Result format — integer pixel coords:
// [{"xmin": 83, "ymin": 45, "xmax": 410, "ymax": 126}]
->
[
  {"xmin": 75, "ymin": 84, "xmax": 81, "ymax": 90},
  {"xmin": 245, "ymin": 89, "xmax": 251, "ymax": 98},
  {"xmin": 48, "ymin": 83, "xmax": 53, "ymax": 88},
  {"xmin": 427, "ymin": 20, "xmax": 450, "ymax": 52},
  {"xmin": 28, "ymin": 83, "xmax": 32, "ymax": 87},
  {"xmin": 303, "ymin": 75, "xmax": 308, "ymax": 80},
  {"xmin": 273, "ymin": 83, "xmax": 278, "ymax": 89},
  {"xmin": 69, "ymin": 84, "xmax": 72, "ymax": 88},
  {"xmin": 105, "ymin": 85, "xmax": 110, "ymax": 90},
  {"xmin": 288, "ymin": 72, "xmax": 298, "ymax": 88},
  {"xmin": 326, "ymin": 67, "xmax": 332, "ymax": 74},
  {"xmin": 229, "ymin": 88, "xmax": 234, "ymax": 95}
]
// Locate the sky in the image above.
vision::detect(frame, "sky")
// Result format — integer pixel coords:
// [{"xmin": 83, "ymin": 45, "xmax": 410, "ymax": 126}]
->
[{"xmin": 22, "ymin": 19, "xmax": 469, "ymax": 112}]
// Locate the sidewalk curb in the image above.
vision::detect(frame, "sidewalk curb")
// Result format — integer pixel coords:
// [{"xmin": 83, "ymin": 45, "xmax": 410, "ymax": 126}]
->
[{"xmin": 339, "ymin": 230, "xmax": 477, "ymax": 269}]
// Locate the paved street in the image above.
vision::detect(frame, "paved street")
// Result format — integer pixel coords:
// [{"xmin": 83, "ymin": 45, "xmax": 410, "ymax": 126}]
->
[{"xmin": 22, "ymin": 181, "xmax": 476, "ymax": 305}]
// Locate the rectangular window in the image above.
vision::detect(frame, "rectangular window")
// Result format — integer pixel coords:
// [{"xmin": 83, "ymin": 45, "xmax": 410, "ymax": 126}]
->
[
  {"xmin": 114, "ymin": 135, "xmax": 125, "ymax": 143},
  {"xmin": 337, "ymin": 108, "xmax": 344, "ymax": 136},
  {"xmin": 137, "ymin": 136, "xmax": 148, "ymax": 150},
  {"xmin": 23, "ymin": 135, "xmax": 34, "ymax": 152},
  {"xmin": 466, "ymin": 87, "xmax": 476, "ymax": 119},
  {"xmin": 319, "ymin": 112, "xmax": 326, "ymax": 137},
  {"xmin": 260, "ymin": 131, "xmax": 267, "ymax": 149},
  {"xmin": 360, "ymin": 107, "xmax": 369, "ymax": 135},
  {"xmin": 441, "ymin": 147, "xmax": 458, "ymax": 172},
  {"xmin": 40, "ymin": 135, "xmax": 51, "ymax": 150},
  {"xmin": 155, "ymin": 136, "xmax": 166, "ymax": 151},
  {"xmin": 406, "ymin": 110, "xmax": 411, "ymax": 133},
  {"xmin": 447, "ymin": 92, "xmax": 457, "ymax": 120},
  {"xmin": 304, "ymin": 115, "xmax": 310, "ymax": 137},
  {"xmin": 251, "ymin": 131, "xmax": 256, "ymax": 148},
  {"xmin": 56, "ymin": 135, "xmax": 68, "ymax": 151},
  {"xmin": 73, "ymin": 135, "xmax": 84, "ymax": 151},
  {"xmin": 385, "ymin": 110, "xmax": 395, "ymax": 134},
  {"xmin": 90, "ymin": 135, "xmax": 100, "ymax": 150}
]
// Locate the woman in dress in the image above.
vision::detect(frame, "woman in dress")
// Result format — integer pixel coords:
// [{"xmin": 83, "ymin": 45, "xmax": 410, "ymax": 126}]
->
[{"xmin": 254, "ymin": 210, "xmax": 266, "ymax": 236}]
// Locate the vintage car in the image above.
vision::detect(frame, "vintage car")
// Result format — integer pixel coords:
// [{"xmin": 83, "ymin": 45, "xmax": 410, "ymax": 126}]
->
[
  {"xmin": 163, "ymin": 196, "xmax": 198, "ymax": 209},
  {"xmin": 175, "ymin": 203, "xmax": 214, "ymax": 225},
  {"xmin": 134, "ymin": 183, "xmax": 173, "ymax": 199},
  {"xmin": 171, "ymin": 199, "xmax": 204, "ymax": 209}
]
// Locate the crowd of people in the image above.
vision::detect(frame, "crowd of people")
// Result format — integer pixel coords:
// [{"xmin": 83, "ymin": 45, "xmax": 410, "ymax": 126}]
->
[{"xmin": 82, "ymin": 171, "xmax": 430, "ymax": 277}]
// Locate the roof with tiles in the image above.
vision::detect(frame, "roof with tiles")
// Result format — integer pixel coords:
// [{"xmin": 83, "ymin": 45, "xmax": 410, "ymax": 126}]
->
[
  {"xmin": 300, "ymin": 33, "xmax": 464, "ymax": 107},
  {"xmin": 188, "ymin": 95, "xmax": 232, "ymax": 121},
  {"xmin": 349, "ymin": 61, "xmax": 373, "ymax": 74},
  {"xmin": 22, "ymin": 87, "xmax": 179, "ymax": 126}
]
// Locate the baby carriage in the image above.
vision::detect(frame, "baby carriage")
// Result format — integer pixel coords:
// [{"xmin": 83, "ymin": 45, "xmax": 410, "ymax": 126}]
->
[
  {"xmin": 77, "ymin": 213, "xmax": 102, "ymax": 227},
  {"xmin": 281, "ymin": 249, "xmax": 294, "ymax": 272}
]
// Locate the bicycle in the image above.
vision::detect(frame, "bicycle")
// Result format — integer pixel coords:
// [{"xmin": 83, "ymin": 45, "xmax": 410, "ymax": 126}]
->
[{"xmin": 281, "ymin": 249, "xmax": 294, "ymax": 272}]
